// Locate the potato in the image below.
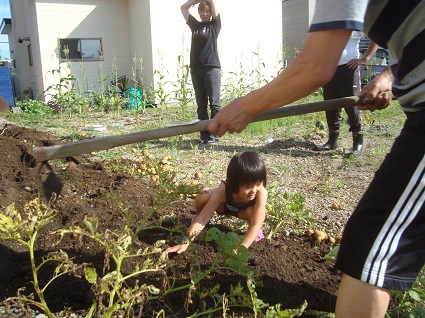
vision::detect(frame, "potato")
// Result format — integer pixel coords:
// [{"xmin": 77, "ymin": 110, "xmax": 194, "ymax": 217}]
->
[{"xmin": 311, "ymin": 230, "xmax": 328, "ymax": 244}]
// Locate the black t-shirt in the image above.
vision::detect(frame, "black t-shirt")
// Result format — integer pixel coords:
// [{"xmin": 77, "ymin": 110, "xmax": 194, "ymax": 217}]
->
[{"xmin": 187, "ymin": 14, "xmax": 221, "ymax": 69}]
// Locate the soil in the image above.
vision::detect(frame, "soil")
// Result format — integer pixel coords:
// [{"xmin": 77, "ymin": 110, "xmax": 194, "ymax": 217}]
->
[{"xmin": 0, "ymin": 117, "xmax": 363, "ymax": 317}]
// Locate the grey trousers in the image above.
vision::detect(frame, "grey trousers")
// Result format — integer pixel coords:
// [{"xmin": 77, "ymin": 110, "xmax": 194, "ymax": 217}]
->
[{"xmin": 191, "ymin": 66, "xmax": 221, "ymax": 140}]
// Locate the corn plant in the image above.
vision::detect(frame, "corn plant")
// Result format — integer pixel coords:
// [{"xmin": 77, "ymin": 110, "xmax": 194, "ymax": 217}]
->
[
  {"xmin": 44, "ymin": 46, "xmax": 78, "ymax": 115},
  {"xmin": 91, "ymin": 58, "xmax": 110, "ymax": 112},
  {"xmin": 249, "ymin": 46, "xmax": 269, "ymax": 90},
  {"xmin": 174, "ymin": 53, "xmax": 194, "ymax": 116},
  {"xmin": 222, "ymin": 54, "xmax": 252, "ymax": 105},
  {"xmin": 153, "ymin": 53, "xmax": 170, "ymax": 120}
]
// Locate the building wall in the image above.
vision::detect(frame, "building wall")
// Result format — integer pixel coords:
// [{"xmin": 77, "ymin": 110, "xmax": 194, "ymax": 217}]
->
[
  {"xmin": 9, "ymin": 0, "xmax": 34, "ymax": 99},
  {"xmin": 282, "ymin": 0, "xmax": 314, "ymax": 62},
  {"xmin": 219, "ymin": 0, "xmax": 283, "ymax": 88},
  {"xmin": 128, "ymin": 0, "xmax": 154, "ymax": 91},
  {"xmin": 35, "ymin": 0, "xmax": 133, "ymax": 100},
  {"xmin": 10, "ymin": 0, "xmax": 283, "ymax": 103}
]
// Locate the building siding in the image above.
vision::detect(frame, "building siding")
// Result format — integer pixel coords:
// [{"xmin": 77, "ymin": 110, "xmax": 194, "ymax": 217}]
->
[
  {"xmin": 282, "ymin": 0, "xmax": 313, "ymax": 61},
  {"xmin": 9, "ymin": 0, "xmax": 283, "ymax": 103}
]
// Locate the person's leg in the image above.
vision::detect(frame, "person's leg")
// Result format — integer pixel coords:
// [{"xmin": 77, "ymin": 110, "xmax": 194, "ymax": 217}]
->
[
  {"xmin": 339, "ymin": 65, "xmax": 364, "ymax": 154},
  {"xmin": 336, "ymin": 111, "xmax": 425, "ymax": 316},
  {"xmin": 323, "ymin": 67, "xmax": 343, "ymax": 132},
  {"xmin": 314, "ymin": 70, "xmax": 341, "ymax": 150},
  {"xmin": 335, "ymin": 274, "xmax": 390, "ymax": 317},
  {"xmin": 191, "ymin": 68, "xmax": 210, "ymax": 141},
  {"xmin": 203, "ymin": 67, "xmax": 222, "ymax": 141},
  {"xmin": 204, "ymin": 67, "xmax": 221, "ymax": 117},
  {"xmin": 345, "ymin": 105, "xmax": 364, "ymax": 155}
]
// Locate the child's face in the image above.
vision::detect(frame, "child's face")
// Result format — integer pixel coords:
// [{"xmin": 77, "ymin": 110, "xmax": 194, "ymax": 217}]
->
[
  {"xmin": 198, "ymin": 5, "xmax": 212, "ymax": 22},
  {"xmin": 236, "ymin": 181, "xmax": 264, "ymax": 202}
]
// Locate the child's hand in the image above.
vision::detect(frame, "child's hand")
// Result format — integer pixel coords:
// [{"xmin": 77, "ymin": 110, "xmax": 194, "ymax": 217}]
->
[{"xmin": 165, "ymin": 242, "xmax": 189, "ymax": 254}]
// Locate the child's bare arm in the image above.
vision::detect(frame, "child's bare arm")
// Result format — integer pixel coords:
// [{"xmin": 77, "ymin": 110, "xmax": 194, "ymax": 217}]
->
[
  {"xmin": 241, "ymin": 188, "xmax": 267, "ymax": 248},
  {"xmin": 166, "ymin": 183, "xmax": 225, "ymax": 254}
]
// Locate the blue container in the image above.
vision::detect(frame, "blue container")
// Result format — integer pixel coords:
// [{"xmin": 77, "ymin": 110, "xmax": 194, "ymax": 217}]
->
[
  {"xmin": 0, "ymin": 66, "xmax": 15, "ymax": 106},
  {"xmin": 124, "ymin": 88, "xmax": 144, "ymax": 110}
]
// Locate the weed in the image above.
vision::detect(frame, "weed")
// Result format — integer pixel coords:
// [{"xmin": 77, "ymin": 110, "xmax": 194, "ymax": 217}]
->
[
  {"xmin": 0, "ymin": 198, "xmax": 87, "ymax": 318},
  {"xmin": 56, "ymin": 216, "xmax": 168, "ymax": 318},
  {"xmin": 265, "ymin": 183, "xmax": 315, "ymax": 239},
  {"xmin": 16, "ymin": 99, "xmax": 53, "ymax": 117},
  {"xmin": 386, "ymin": 268, "xmax": 425, "ymax": 318},
  {"xmin": 324, "ymin": 245, "xmax": 340, "ymax": 262}
]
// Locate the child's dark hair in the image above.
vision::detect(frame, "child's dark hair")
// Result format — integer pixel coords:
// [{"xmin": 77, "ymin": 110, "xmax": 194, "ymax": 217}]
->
[{"xmin": 226, "ymin": 151, "xmax": 267, "ymax": 193}]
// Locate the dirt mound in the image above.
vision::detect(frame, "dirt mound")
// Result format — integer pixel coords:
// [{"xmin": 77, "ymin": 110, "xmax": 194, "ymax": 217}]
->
[{"xmin": 0, "ymin": 118, "xmax": 340, "ymax": 316}]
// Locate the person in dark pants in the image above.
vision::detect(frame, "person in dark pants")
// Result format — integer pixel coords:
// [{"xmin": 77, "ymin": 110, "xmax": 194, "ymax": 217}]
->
[
  {"xmin": 181, "ymin": 0, "xmax": 221, "ymax": 144},
  {"xmin": 314, "ymin": 32, "xmax": 378, "ymax": 155}
]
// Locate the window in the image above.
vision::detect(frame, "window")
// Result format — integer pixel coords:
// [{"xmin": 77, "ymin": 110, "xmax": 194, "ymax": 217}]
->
[{"xmin": 59, "ymin": 38, "xmax": 102, "ymax": 61}]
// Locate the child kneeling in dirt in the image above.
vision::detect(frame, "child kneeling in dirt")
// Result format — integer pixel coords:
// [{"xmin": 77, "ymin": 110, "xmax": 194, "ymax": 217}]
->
[{"xmin": 166, "ymin": 151, "xmax": 268, "ymax": 254}]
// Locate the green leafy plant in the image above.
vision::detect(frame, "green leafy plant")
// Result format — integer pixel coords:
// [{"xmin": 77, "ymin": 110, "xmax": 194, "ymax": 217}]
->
[
  {"xmin": 153, "ymin": 53, "xmax": 170, "ymax": 119},
  {"xmin": 173, "ymin": 227, "xmax": 254, "ymax": 316},
  {"xmin": 324, "ymin": 245, "xmax": 340, "ymax": 261},
  {"xmin": 0, "ymin": 198, "xmax": 87, "ymax": 318},
  {"xmin": 56, "ymin": 216, "xmax": 168, "ymax": 318},
  {"xmin": 16, "ymin": 99, "xmax": 53, "ymax": 116},
  {"xmin": 386, "ymin": 268, "xmax": 425, "ymax": 318},
  {"xmin": 247, "ymin": 278, "xmax": 309, "ymax": 318},
  {"xmin": 265, "ymin": 183, "xmax": 315, "ymax": 239},
  {"xmin": 174, "ymin": 53, "xmax": 194, "ymax": 116}
]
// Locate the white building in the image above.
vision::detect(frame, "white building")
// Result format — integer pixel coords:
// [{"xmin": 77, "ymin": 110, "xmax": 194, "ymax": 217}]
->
[{"xmin": 2, "ymin": 0, "xmax": 312, "ymax": 103}]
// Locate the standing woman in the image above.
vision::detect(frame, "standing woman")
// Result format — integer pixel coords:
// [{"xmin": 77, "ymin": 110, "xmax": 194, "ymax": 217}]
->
[{"xmin": 181, "ymin": 0, "xmax": 221, "ymax": 144}]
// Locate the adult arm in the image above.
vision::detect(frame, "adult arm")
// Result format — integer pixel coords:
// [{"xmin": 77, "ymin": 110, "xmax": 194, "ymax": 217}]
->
[
  {"xmin": 165, "ymin": 183, "xmax": 226, "ymax": 254},
  {"xmin": 208, "ymin": 29, "xmax": 352, "ymax": 137},
  {"xmin": 347, "ymin": 39, "xmax": 379, "ymax": 69},
  {"xmin": 209, "ymin": 0, "xmax": 219, "ymax": 18},
  {"xmin": 181, "ymin": 0, "xmax": 201, "ymax": 22},
  {"xmin": 240, "ymin": 188, "xmax": 267, "ymax": 249}
]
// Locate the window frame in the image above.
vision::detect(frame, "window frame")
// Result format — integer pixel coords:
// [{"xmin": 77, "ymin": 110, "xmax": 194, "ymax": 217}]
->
[{"xmin": 59, "ymin": 38, "xmax": 103, "ymax": 61}]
